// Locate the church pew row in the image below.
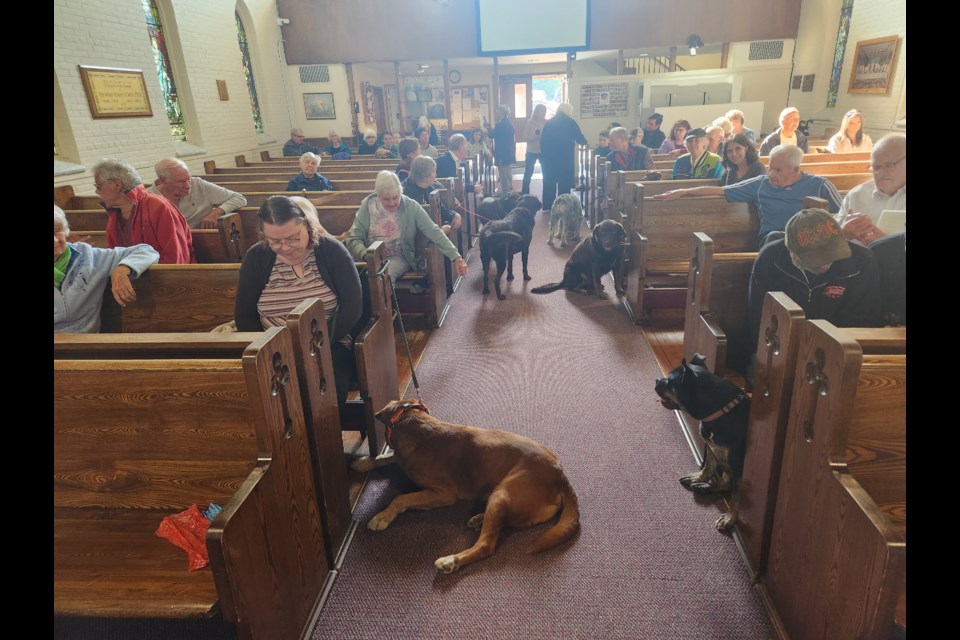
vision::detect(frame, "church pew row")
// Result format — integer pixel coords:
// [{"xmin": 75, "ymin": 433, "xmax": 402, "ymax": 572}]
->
[
  {"xmin": 201, "ymin": 170, "xmax": 385, "ymax": 183},
  {"xmin": 210, "ymin": 178, "xmax": 378, "ymax": 194},
  {"xmin": 54, "ymin": 297, "xmax": 359, "ymax": 568},
  {"xmin": 60, "ymin": 193, "xmax": 454, "ymax": 327},
  {"xmin": 650, "ymin": 150, "xmax": 872, "ymax": 165},
  {"xmin": 67, "ymin": 213, "xmax": 246, "ymax": 264},
  {"xmin": 95, "ymin": 242, "xmax": 401, "ymax": 457},
  {"xmin": 54, "ymin": 327, "xmax": 330, "ymax": 639},
  {"xmin": 651, "ymin": 158, "xmax": 871, "ymax": 174},
  {"xmin": 621, "ymin": 183, "xmax": 760, "ymax": 324},
  {"xmin": 600, "ymin": 169, "xmax": 869, "ymax": 231},
  {"xmin": 760, "ymin": 319, "xmax": 906, "ymax": 640},
  {"xmin": 619, "ymin": 187, "xmax": 844, "ymax": 324},
  {"xmin": 216, "ymin": 159, "xmax": 397, "ymax": 174}
]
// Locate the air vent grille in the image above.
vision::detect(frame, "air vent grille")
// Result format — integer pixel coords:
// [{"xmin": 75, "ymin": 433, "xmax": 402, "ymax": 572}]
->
[
  {"xmin": 299, "ymin": 65, "xmax": 330, "ymax": 83},
  {"xmin": 749, "ymin": 41, "xmax": 784, "ymax": 61}
]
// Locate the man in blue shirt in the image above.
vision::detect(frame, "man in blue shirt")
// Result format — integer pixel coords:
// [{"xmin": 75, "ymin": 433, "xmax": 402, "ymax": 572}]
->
[{"xmin": 654, "ymin": 144, "xmax": 842, "ymax": 245}]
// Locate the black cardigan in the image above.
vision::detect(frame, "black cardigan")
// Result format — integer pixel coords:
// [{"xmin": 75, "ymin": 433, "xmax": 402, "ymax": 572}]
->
[{"xmin": 234, "ymin": 235, "xmax": 363, "ymax": 341}]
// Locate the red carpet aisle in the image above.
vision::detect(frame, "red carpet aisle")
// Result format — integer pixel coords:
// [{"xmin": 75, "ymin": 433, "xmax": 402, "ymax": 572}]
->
[{"xmin": 313, "ymin": 211, "xmax": 775, "ymax": 639}]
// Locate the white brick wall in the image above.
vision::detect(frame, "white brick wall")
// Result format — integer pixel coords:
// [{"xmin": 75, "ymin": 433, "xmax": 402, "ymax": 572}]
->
[{"xmin": 53, "ymin": 0, "xmax": 303, "ymax": 194}]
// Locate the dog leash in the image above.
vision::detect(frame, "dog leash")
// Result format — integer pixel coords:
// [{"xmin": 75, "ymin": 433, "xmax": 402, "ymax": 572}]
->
[{"xmin": 383, "ymin": 260, "xmax": 424, "ymax": 403}]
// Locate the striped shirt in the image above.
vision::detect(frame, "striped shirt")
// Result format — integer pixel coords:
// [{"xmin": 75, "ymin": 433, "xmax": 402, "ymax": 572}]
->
[{"xmin": 257, "ymin": 252, "xmax": 339, "ymax": 329}]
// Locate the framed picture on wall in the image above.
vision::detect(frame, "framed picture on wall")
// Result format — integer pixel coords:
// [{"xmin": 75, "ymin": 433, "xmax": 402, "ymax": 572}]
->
[
  {"xmin": 303, "ymin": 92, "xmax": 336, "ymax": 119},
  {"xmin": 848, "ymin": 36, "xmax": 900, "ymax": 94}
]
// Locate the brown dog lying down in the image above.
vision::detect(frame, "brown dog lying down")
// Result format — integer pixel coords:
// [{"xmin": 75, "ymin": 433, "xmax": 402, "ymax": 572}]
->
[{"xmin": 352, "ymin": 400, "xmax": 580, "ymax": 573}]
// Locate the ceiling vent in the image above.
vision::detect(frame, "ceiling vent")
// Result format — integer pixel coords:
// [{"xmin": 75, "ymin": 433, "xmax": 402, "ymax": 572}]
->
[
  {"xmin": 748, "ymin": 41, "xmax": 784, "ymax": 61},
  {"xmin": 298, "ymin": 65, "xmax": 330, "ymax": 83}
]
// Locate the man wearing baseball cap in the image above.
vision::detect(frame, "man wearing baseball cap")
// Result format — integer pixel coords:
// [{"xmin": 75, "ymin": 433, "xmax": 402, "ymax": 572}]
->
[
  {"xmin": 671, "ymin": 127, "xmax": 723, "ymax": 180},
  {"xmin": 741, "ymin": 208, "xmax": 882, "ymax": 376}
]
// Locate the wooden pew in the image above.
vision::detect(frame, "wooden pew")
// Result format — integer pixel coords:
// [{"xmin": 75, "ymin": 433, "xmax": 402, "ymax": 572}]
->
[
  {"xmin": 66, "ymin": 218, "xmax": 245, "ymax": 264},
  {"xmin": 214, "ymin": 159, "xmax": 396, "ymax": 173},
  {"xmin": 238, "ymin": 191, "xmax": 354, "ymax": 207},
  {"xmin": 54, "ymin": 298, "xmax": 356, "ymax": 567},
  {"xmin": 209, "ymin": 178, "xmax": 377, "ymax": 193},
  {"xmin": 761, "ymin": 319, "xmax": 906, "ymax": 640},
  {"xmin": 736, "ymin": 293, "xmax": 905, "ymax": 579},
  {"xmin": 651, "ymin": 158, "xmax": 872, "ymax": 175},
  {"xmin": 96, "ymin": 247, "xmax": 401, "ymax": 456},
  {"xmin": 201, "ymin": 170, "xmax": 382, "ymax": 183},
  {"xmin": 54, "ymin": 328, "xmax": 330, "ymax": 639},
  {"xmin": 682, "ymin": 232, "xmax": 757, "ymax": 377},
  {"xmin": 622, "ymin": 183, "xmax": 759, "ymax": 324}
]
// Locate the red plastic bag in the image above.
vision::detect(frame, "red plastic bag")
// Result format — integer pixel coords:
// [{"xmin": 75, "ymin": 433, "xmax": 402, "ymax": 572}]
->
[{"xmin": 155, "ymin": 504, "xmax": 211, "ymax": 571}]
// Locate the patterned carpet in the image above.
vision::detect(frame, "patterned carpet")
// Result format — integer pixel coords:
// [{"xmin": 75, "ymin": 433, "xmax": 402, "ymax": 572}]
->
[{"xmin": 312, "ymin": 208, "xmax": 775, "ymax": 640}]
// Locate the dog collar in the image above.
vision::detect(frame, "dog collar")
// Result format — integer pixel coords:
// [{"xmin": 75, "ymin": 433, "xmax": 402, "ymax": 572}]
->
[
  {"xmin": 701, "ymin": 394, "xmax": 747, "ymax": 424},
  {"xmin": 385, "ymin": 401, "xmax": 429, "ymax": 448}
]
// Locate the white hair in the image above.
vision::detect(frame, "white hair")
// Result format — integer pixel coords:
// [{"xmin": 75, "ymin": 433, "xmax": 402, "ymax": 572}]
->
[
  {"xmin": 155, "ymin": 158, "xmax": 189, "ymax": 181},
  {"xmin": 555, "ymin": 102, "xmax": 573, "ymax": 118},
  {"xmin": 374, "ymin": 170, "xmax": 402, "ymax": 196},
  {"xmin": 299, "ymin": 152, "xmax": 321, "ymax": 165},
  {"xmin": 54, "ymin": 204, "xmax": 70, "ymax": 233},
  {"xmin": 92, "ymin": 158, "xmax": 142, "ymax": 191},
  {"xmin": 770, "ymin": 144, "xmax": 804, "ymax": 168}
]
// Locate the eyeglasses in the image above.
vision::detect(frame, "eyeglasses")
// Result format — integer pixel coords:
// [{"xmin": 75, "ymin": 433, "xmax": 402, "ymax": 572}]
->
[
  {"xmin": 870, "ymin": 156, "xmax": 905, "ymax": 173},
  {"xmin": 93, "ymin": 180, "xmax": 114, "ymax": 190},
  {"xmin": 263, "ymin": 228, "xmax": 304, "ymax": 249}
]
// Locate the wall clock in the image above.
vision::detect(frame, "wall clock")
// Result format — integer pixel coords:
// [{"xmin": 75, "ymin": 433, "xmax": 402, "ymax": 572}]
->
[{"xmin": 448, "ymin": 69, "xmax": 461, "ymax": 84}]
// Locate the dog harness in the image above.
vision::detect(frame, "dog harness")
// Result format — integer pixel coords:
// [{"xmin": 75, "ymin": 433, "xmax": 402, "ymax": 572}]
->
[
  {"xmin": 384, "ymin": 401, "xmax": 429, "ymax": 448},
  {"xmin": 700, "ymin": 394, "xmax": 748, "ymax": 424}
]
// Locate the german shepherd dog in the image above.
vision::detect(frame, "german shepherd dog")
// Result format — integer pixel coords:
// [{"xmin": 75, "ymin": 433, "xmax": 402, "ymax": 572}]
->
[
  {"xmin": 479, "ymin": 196, "xmax": 541, "ymax": 300},
  {"xmin": 352, "ymin": 400, "xmax": 580, "ymax": 573},
  {"xmin": 531, "ymin": 219, "xmax": 627, "ymax": 298},
  {"xmin": 654, "ymin": 355, "xmax": 750, "ymax": 532}
]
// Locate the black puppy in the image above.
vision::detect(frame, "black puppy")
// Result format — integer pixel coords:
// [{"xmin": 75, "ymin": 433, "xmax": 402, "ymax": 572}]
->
[
  {"xmin": 531, "ymin": 219, "xmax": 626, "ymax": 298},
  {"xmin": 478, "ymin": 195, "xmax": 541, "ymax": 300},
  {"xmin": 654, "ymin": 354, "xmax": 750, "ymax": 532},
  {"xmin": 478, "ymin": 193, "xmax": 541, "ymax": 223}
]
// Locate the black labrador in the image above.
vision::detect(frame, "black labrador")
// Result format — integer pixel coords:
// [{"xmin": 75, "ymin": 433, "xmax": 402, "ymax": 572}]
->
[
  {"xmin": 531, "ymin": 219, "xmax": 627, "ymax": 298},
  {"xmin": 478, "ymin": 193, "xmax": 542, "ymax": 223},
  {"xmin": 478, "ymin": 196, "xmax": 541, "ymax": 300}
]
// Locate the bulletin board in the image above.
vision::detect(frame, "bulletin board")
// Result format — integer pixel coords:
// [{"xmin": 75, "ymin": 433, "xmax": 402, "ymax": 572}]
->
[
  {"xmin": 450, "ymin": 85, "xmax": 490, "ymax": 129},
  {"xmin": 579, "ymin": 82, "xmax": 629, "ymax": 119}
]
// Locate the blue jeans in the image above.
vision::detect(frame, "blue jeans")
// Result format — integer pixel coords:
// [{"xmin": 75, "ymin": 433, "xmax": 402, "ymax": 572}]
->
[{"xmin": 521, "ymin": 152, "xmax": 541, "ymax": 194}]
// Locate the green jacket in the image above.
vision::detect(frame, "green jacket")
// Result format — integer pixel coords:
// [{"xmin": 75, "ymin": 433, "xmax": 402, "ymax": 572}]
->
[{"xmin": 345, "ymin": 193, "xmax": 461, "ymax": 268}]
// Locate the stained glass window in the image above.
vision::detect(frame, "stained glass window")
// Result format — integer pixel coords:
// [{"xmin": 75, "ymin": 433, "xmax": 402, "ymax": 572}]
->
[
  {"xmin": 143, "ymin": 0, "xmax": 187, "ymax": 141},
  {"xmin": 236, "ymin": 12, "xmax": 264, "ymax": 133},
  {"xmin": 827, "ymin": 0, "xmax": 855, "ymax": 108}
]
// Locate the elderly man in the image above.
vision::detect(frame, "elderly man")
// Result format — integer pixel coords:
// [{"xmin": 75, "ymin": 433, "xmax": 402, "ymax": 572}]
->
[
  {"xmin": 437, "ymin": 133, "xmax": 483, "ymax": 195},
  {"xmin": 759, "ymin": 107, "xmax": 808, "ymax": 155},
  {"xmin": 608, "ymin": 126, "xmax": 655, "ymax": 172},
  {"xmin": 283, "ymin": 128, "xmax": 320, "ymax": 156},
  {"xmin": 671, "ymin": 127, "xmax": 722, "ymax": 180},
  {"xmin": 640, "ymin": 113, "xmax": 666, "ymax": 150},
  {"xmin": 745, "ymin": 208, "xmax": 881, "ymax": 366},
  {"xmin": 94, "ymin": 158, "xmax": 195, "ymax": 264},
  {"xmin": 838, "ymin": 133, "xmax": 906, "ymax": 244},
  {"xmin": 657, "ymin": 145, "xmax": 842, "ymax": 244},
  {"xmin": 149, "ymin": 159, "xmax": 247, "ymax": 229}
]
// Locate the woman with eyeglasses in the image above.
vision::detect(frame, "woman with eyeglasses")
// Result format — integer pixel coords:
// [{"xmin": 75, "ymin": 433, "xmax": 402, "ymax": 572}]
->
[
  {"xmin": 827, "ymin": 109, "xmax": 873, "ymax": 153},
  {"xmin": 235, "ymin": 195, "xmax": 363, "ymax": 409},
  {"xmin": 358, "ymin": 129, "xmax": 381, "ymax": 155}
]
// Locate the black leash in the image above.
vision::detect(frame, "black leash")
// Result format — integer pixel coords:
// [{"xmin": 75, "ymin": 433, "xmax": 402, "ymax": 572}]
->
[{"xmin": 381, "ymin": 258, "xmax": 423, "ymax": 402}]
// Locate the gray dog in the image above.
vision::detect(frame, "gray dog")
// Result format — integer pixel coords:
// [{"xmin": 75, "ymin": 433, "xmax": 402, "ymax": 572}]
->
[{"xmin": 547, "ymin": 193, "xmax": 584, "ymax": 247}]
